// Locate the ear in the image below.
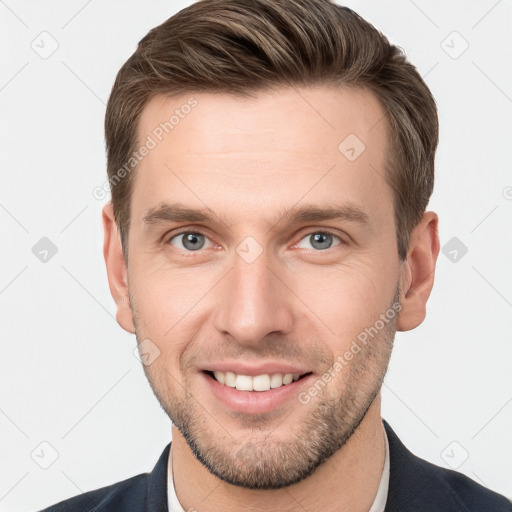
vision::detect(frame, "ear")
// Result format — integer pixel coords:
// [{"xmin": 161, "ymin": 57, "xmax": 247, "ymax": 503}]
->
[
  {"xmin": 397, "ymin": 211, "xmax": 440, "ymax": 331},
  {"xmin": 102, "ymin": 203, "xmax": 135, "ymax": 334}
]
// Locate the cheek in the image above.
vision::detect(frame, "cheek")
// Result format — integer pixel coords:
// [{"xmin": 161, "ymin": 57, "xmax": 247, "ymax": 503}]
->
[
  {"xmin": 290, "ymin": 259, "xmax": 397, "ymax": 345},
  {"xmin": 128, "ymin": 259, "xmax": 217, "ymax": 347}
]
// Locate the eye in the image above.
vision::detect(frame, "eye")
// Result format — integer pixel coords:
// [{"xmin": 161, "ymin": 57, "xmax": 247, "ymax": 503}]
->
[
  {"xmin": 296, "ymin": 231, "xmax": 342, "ymax": 251},
  {"xmin": 168, "ymin": 231, "xmax": 213, "ymax": 252}
]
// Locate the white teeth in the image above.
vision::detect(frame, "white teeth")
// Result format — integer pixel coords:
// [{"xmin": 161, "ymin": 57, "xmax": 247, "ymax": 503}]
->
[
  {"xmin": 253, "ymin": 374, "xmax": 271, "ymax": 391},
  {"xmin": 270, "ymin": 373, "xmax": 283, "ymax": 388},
  {"xmin": 211, "ymin": 371, "xmax": 301, "ymax": 391},
  {"xmin": 235, "ymin": 375, "xmax": 253, "ymax": 391},
  {"xmin": 225, "ymin": 371, "xmax": 236, "ymax": 387}
]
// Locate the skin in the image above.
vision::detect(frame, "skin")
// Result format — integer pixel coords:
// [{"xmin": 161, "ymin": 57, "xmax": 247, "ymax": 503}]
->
[{"xmin": 103, "ymin": 85, "xmax": 439, "ymax": 511}]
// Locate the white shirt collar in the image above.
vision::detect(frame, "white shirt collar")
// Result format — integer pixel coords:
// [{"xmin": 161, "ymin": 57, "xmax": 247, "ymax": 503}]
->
[
  {"xmin": 369, "ymin": 426, "xmax": 390, "ymax": 512},
  {"xmin": 167, "ymin": 428, "xmax": 390, "ymax": 512}
]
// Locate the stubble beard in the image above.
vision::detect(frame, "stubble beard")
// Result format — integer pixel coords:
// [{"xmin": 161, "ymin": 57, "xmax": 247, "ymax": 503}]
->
[{"xmin": 132, "ymin": 288, "xmax": 399, "ymax": 489}]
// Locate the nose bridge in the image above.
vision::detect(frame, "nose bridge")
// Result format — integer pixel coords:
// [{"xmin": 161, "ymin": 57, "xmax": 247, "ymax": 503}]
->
[{"xmin": 212, "ymin": 247, "xmax": 293, "ymax": 345}]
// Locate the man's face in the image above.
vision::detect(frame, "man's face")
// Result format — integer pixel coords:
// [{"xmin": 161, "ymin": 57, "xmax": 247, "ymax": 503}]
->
[{"xmin": 125, "ymin": 86, "xmax": 403, "ymax": 488}]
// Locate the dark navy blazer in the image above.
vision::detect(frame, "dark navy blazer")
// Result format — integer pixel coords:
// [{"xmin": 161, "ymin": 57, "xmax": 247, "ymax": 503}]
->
[{"xmin": 39, "ymin": 420, "xmax": 512, "ymax": 511}]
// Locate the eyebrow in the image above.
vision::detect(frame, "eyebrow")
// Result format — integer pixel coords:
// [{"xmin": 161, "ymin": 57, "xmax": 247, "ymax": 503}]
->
[
  {"xmin": 144, "ymin": 203, "xmax": 214, "ymax": 225},
  {"xmin": 273, "ymin": 203, "xmax": 371, "ymax": 229},
  {"xmin": 143, "ymin": 202, "xmax": 372, "ymax": 230}
]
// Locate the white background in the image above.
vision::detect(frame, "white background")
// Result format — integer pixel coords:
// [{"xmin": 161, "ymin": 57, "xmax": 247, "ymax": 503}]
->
[{"xmin": 1, "ymin": 0, "xmax": 511, "ymax": 510}]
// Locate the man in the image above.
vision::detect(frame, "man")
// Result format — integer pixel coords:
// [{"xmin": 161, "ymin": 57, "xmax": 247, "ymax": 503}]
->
[{"xmin": 40, "ymin": 0, "xmax": 511, "ymax": 510}]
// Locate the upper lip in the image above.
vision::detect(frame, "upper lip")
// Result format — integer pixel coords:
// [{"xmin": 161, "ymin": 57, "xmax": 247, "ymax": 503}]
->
[{"xmin": 201, "ymin": 361, "xmax": 312, "ymax": 376}]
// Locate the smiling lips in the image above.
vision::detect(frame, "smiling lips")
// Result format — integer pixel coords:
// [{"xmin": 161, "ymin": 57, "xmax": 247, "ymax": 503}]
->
[
  {"xmin": 201, "ymin": 366, "xmax": 314, "ymax": 414},
  {"xmin": 210, "ymin": 370, "xmax": 306, "ymax": 391}
]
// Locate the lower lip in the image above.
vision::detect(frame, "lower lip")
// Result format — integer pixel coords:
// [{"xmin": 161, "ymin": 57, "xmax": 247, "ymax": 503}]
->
[{"xmin": 199, "ymin": 372, "xmax": 314, "ymax": 415}]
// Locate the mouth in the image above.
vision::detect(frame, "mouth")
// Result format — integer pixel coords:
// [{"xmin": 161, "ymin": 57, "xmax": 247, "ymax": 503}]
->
[{"xmin": 203, "ymin": 370, "xmax": 313, "ymax": 392}]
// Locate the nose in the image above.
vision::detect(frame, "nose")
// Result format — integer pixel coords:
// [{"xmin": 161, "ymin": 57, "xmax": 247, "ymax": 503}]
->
[{"xmin": 212, "ymin": 248, "xmax": 294, "ymax": 347}]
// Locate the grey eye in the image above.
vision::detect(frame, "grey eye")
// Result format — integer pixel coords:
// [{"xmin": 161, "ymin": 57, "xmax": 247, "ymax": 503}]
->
[
  {"xmin": 170, "ymin": 232, "xmax": 210, "ymax": 251},
  {"xmin": 297, "ymin": 232, "xmax": 341, "ymax": 251}
]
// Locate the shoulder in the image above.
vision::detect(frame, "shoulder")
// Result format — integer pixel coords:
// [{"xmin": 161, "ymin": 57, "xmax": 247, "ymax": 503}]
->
[
  {"xmin": 38, "ymin": 473, "xmax": 150, "ymax": 512},
  {"xmin": 417, "ymin": 453, "xmax": 511, "ymax": 511},
  {"xmin": 383, "ymin": 420, "xmax": 512, "ymax": 511},
  {"xmin": 37, "ymin": 443, "xmax": 170, "ymax": 512}
]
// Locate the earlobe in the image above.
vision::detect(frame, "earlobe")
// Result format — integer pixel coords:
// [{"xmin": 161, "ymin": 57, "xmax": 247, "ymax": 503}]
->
[
  {"xmin": 397, "ymin": 211, "xmax": 440, "ymax": 332},
  {"xmin": 102, "ymin": 203, "xmax": 135, "ymax": 334}
]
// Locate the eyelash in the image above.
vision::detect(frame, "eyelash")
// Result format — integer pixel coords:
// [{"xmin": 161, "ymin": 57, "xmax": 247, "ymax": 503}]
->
[{"xmin": 165, "ymin": 229, "xmax": 345, "ymax": 253}]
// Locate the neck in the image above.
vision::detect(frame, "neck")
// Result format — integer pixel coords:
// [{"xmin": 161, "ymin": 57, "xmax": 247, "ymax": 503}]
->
[{"xmin": 171, "ymin": 394, "xmax": 386, "ymax": 512}]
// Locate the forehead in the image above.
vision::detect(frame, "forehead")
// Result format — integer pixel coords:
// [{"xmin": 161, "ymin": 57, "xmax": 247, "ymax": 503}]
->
[
  {"xmin": 138, "ymin": 85, "xmax": 387, "ymax": 154},
  {"xmin": 133, "ymin": 85, "xmax": 392, "ymax": 226}
]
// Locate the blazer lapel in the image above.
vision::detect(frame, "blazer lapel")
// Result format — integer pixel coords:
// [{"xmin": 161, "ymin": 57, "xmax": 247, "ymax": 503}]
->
[
  {"xmin": 146, "ymin": 442, "xmax": 171, "ymax": 512},
  {"xmin": 383, "ymin": 420, "xmax": 468, "ymax": 512}
]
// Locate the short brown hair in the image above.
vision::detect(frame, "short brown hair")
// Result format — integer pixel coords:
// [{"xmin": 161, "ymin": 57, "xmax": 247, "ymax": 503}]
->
[{"xmin": 105, "ymin": 0, "xmax": 438, "ymax": 260}]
